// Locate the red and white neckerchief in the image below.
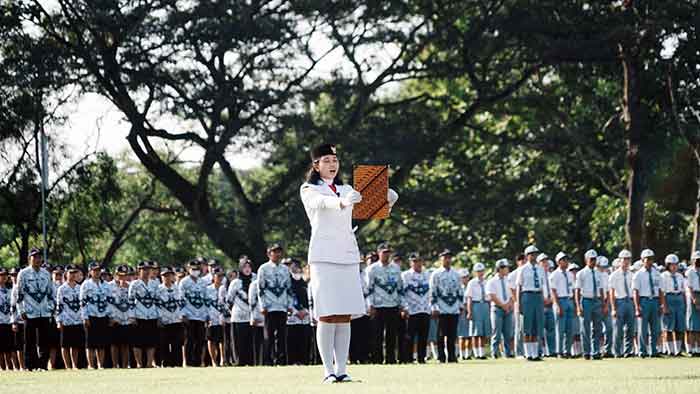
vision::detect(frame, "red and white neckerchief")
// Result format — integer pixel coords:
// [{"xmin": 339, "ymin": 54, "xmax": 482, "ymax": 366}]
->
[{"xmin": 327, "ymin": 183, "xmax": 338, "ymax": 195}]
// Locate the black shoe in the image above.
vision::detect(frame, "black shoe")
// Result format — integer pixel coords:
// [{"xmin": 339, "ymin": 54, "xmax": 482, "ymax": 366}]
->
[
  {"xmin": 592, "ymin": 355, "xmax": 602, "ymax": 360},
  {"xmin": 584, "ymin": 355, "xmax": 591, "ymax": 360},
  {"xmin": 533, "ymin": 357, "xmax": 543, "ymax": 361},
  {"xmin": 323, "ymin": 374, "xmax": 337, "ymax": 384},
  {"xmin": 335, "ymin": 374, "xmax": 352, "ymax": 383}
]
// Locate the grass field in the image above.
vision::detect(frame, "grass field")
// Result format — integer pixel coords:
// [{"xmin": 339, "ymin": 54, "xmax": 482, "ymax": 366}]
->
[{"xmin": 5, "ymin": 358, "xmax": 700, "ymax": 394}]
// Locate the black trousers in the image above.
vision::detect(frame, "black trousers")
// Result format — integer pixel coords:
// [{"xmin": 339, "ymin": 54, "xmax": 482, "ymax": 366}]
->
[
  {"xmin": 350, "ymin": 315, "xmax": 371, "ymax": 364},
  {"xmin": 252, "ymin": 326, "xmax": 265, "ymax": 366},
  {"xmin": 232, "ymin": 323, "xmax": 254, "ymax": 366},
  {"xmin": 437, "ymin": 314, "xmax": 458, "ymax": 363},
  {"xmin": 223, "ymin": 323, "xmax": 233, "ymax": 365},
  {"xmin": 263, "ymin": 311, "xmax": 287, "ymax": 366},
  {"xmin": 404, "ymin": 313, "xmax": 430, "ymax": 363},
  {"xmin": 287, "ymin": 324, "xmax": 310, "ymax": 365},
  {"xmin": 24, "ymin": 317, "xmax": 51, "ymax": 370},
  {"xmin": 160, "ymin": 323, "xmax": 184, "ymax": 367},
  {"xmin": 185, "ymin": 320, "xmax": 206, "ymax": 366},
  {"xmin": 372, "ymin": 307, "xmax": 400, "ymax": 364},
  {"xmin": 398, "ymin": 315, "xmax": 410, "ymax": 363}
]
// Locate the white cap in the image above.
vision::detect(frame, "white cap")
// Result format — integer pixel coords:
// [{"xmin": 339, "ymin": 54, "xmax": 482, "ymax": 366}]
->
[
  {"xmin": 548, "ymin": 260, "xmax": 555, "ymax": 269},
  {"xmin": 618, "ymin": 249, "xmax": 632, "ymax": 259},
  {"xmin": 631, "ymin": 260, "xmax": 643, "ymax": 271},
  {"xmin": 692, "ymin": 251, "xmax": 700, "ymax": 261},
  {"xmin": 640, "ymin": 249, "xmax": 655, "ymax": 259},
  {"xmin": 567, "ymin": 263, "xmax": 580, "ymax": 272},
  {"xmin": 665, "ymin": 254, "xmax": 679, "ymax": 264},
  {"xmin": 555, "ymin": 252, "xmax": 568, "ymax": 263},
  {"xmin": 495, "ymin": 259, "xmax": 509, "ymax": 268},
  {"xmin": 679, "ymin": 262, "xmax": 688, "ymax": 270},
  {"xmin": 584, "ymin": 249, "xmax": 598, "ymax": 260},
  {"xmin": 597, "ymin": 256, "xmax": 609, "ymax": 268},
  {"xmin": 612, "ymin": 258, "xmax": 621, "ymax": 269},
  {"xmin": 524, "ymin": 245, "xmax": 539, "ymax": 255},
  {"xmin": 473, "ymin": 263, "xmax": 485, "ymax": 272},
  {"xmin": 536, "ymin": 253, "xmax": 549, "ymax": 263},
  {"xmin": 458, "ymin": 268, "xmax": 470, "ymax": 278}
]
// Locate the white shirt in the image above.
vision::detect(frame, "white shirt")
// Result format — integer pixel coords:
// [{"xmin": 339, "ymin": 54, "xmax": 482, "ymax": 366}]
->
[
  {"xmin": 507, "ymin": 265, "xmax": 523, "ymax": 291},
  {"xmin": 465, "ymin": 277, "xmax": 489, "ymax": 303},
  {"xmin": 632, "ymin": 266, "xmax": 662, "ymax": 297},
  {"xmin": 300, "ymin": 181, "xmax": 361, "ymax": 264},
  {"xmin": 575, "ymin": 266, "xmax": 604, "ymax": 299},
  {"xmin": 608, "ymin": 269, "xmax": 633, "ymax": 299},
  {"xmin": 486, "ymin": 275, "xmax": 511, "ymax": 304},
  {"xmin": 515, "ymin": 263, "xmax": 546, "ymax": 292},
  {"xmin": 661, "ymin": 271, "xmax": 685, "ymax": 294},
  {"xmin": 549, "ymin": 268, "xmax": 573, "ymax": 298},
  {"xmin": 686, "ymin": 267, "xmax": 700, "ymax": 292}
]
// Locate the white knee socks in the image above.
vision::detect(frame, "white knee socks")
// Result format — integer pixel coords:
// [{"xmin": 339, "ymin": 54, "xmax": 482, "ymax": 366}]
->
[
  {"xmin": 317, "ymin": 322, "xmax": 335, "ymax": 377},
  {"xmin": 334, "ymin": 323, "xmax": 351, "ymax": 376},
  {"xmin": 316, "ymin": 322, "xmax": 352, "ymax": 378}
]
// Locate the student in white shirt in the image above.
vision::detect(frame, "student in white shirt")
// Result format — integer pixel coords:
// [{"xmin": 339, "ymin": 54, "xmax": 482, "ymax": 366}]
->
[
  {"xmin": 609, "ymin": 250, "xmax": 635, "ymax": 357},
  {"xmin": 487, "ymin": 259, "xmax": 513, "ymax": 358},
  {"xmin": 661, "ymin": 254, "xmax": 685, "ymax": 356},
  {"xmin": 632, "ymin": 249, "xmax": 667, "ymax": 357},
  {"xmin": 575, "ymin": 249, "xmax": 606, "ymax": 360},
  {"xmin": 550, "ymin": 252, "xmax": 575, "ymax": 358},
  {"xmin": 465, "ymin": 263, "xmax": 490, "ymax": 359},
  {"xmin": 515, "ymin": 245, "xmax": 546, "ymax": 361},
  {"xmin": 687, "ymin": 251, "xmax": 700, "ymax": 356},
  {"xmin": 300, "ymin": 143, "xmax": 397, "ymax": 383}
]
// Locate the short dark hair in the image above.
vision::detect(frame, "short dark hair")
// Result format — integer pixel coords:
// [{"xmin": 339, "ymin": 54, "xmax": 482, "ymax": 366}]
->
[{"xmin": 515, "ymin": 254, "xmax": 525, "ymax": 262}]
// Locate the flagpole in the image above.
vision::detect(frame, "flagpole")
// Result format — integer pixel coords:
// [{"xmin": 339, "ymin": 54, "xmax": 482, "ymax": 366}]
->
[{"xmin": 40, "ymin": 127, "xmax": 48, "ymax": 262}]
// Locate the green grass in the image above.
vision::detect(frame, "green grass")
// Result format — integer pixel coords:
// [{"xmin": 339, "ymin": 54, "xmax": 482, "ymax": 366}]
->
[{"xmin": 4, "ymin": 358, "xmax": 700, "ymax": 394}]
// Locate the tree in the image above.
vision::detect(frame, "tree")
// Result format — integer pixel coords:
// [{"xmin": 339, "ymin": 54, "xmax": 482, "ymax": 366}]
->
[
  {"xmin": 498, "ymin": 0, "xmax": 697, "ymax": 257},
  {"xmin": 25, "ymin": 0, "xmax": 539, "ymax": 263}
]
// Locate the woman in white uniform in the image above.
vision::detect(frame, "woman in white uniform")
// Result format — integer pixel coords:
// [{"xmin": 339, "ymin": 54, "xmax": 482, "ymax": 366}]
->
[{"xmin": 300, "ymin": 143, "xmax": 397, "ymax": 383}]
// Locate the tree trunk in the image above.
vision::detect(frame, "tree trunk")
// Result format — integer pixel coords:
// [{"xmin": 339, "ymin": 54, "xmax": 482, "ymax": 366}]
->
[
  {"xmin": 18, "ymin": 227, "xmax": 29, "ymax": 267},
  {"xmin": 692, "ymin": 170, "xmax": 700, "ymax": 254},
  {"xmin": 621, "ymin": 49, "xmax": 647, "ymax": 258}
]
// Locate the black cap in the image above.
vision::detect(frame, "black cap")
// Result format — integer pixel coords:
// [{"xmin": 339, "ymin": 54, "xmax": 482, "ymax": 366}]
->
[
  {"xmin": 88, "ymin": 261, "xmax": 102, "ymax": 270},
  {"xmin": 377, "ymin": 242, "xmax": 392, "ymax": 252},
  {"xmin": 311, "ymin": 143, "xmax": 337, "ymax": 161},
  {"xmin": 409, "ymin": 252, "xmax": 421, "ymax": 261},
  {"xmin": 160, "ymin": 266, "xmax": 175, "ymax": 276},
  {"xmin": 267, "ymin": 243, "xmax": 283, "ymax": 252},
  {"xmin": 28, "ymin": 247, "xmax": 42, "ymax": 257},
  {"xmin": 439, "ymin": 249, "xmax": 453, "ymax": 257},
  {"xmin": 52, "ymin": 265, "xmax": 64, "ymax": 273},
  {"xmin": 150, "ymin": 260, "xmax": 159, "ymax": 269},
  {"xmin": 66, "ymin": 264, "xmax": 80, "ymax": 273},
  {"xmin": 174, "ymin": 266, "xmax": 185, "ymax": 274},
  {"xmin": 101, "ymin": 269, "xmax": 112, "ymax": 276},
  {"xmin": 115, "ymin": 265, "xmax": 129, "ymax": 275},
  {"xmin": 9, "ymin": 267, "xmax": 20, "ymax": 275},
  {"xmin": 137, "ymin": 261, "xmax": 150, "ymax": 270},
  {"xmin": 0, "ymin": 267, "xmax": 7, "ymax": 275},
  {"xmin": 392, "ymin": 252, "xmax": 404, "ymax": 260},
  {"xmin": 207, "ymin": 258, "xmax": 220, "ymax": 267},
  {"xmin": 212, "ymin": 267, "xmax": 225, "ymax": 276},
  {"xmin": 127, "ymin": 266, "xmax": 136, "ymax": 275},
  {"xmin": 187, "ymin": 259, "xmax": 201, "ymax": 269}
]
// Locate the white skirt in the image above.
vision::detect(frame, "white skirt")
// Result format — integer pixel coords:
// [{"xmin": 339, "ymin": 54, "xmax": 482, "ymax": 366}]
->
[{"xmin": 309, "ymin": 262, "xmax": 366, "ymax": 319}]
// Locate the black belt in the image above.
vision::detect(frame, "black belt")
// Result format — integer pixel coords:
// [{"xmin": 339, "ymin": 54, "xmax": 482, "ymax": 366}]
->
[
  {"xmin": 472, "ymin": 300, "xmax": 487, "ymax": 304},
  {"xmin": 522, "ymin": 290, "xmax": 541, "ymax": 293},
  {"xmin": 639, "ymin": 296, "xmax": 658, "ymax": 300},
  {"xmin": 557, "ymin": 296, "xmax": 571, "ymax": 299}
]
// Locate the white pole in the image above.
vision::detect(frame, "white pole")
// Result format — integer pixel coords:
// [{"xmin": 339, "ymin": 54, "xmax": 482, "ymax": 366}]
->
[{"xmin": 40, "ymin": 128, "xmax": 48, "ymax": 262}]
